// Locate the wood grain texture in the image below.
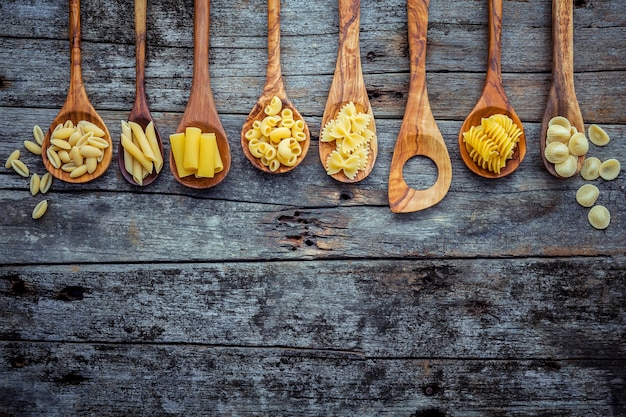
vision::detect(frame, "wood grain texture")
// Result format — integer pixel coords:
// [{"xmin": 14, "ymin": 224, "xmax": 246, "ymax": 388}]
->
[
  {"xmin": 1, "ymin": 0, "xmax": 625, "ymax": 415},
  {"xmin": 118, "ymin": 0, "xmax": 165, "ymax": 187},
  {"xmin": 39, "ymin": 0, "xmax": 113, "ymax": 184},
  {"xmin": 457, "ymin": 0, "xmax": 526, "ymax": 179},
  {"xmin": 540, "ymin": 0, "xmax": 585, "ymax": 179},
  {"xmin": 169, "ymin": 0, "xmax": 231, "ymax": 189},
  {"xmin": 240, "ymin": 0, "xmax": 311, "ymax": 174},
  {"xmin": 319, "ymin": 0, "xmax": 378, "ymax": 183},
  {"xmin": 388, "ymin": 0, "xmax": 452, "ymax": 213}
]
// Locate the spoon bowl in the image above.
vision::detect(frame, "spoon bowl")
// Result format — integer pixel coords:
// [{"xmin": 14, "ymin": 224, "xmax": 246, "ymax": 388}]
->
[
  {"xmin": 169, "ymin": 0, "xmax": 230, "ymax": 189},
  {"xmin": 458, "ymin": 0, "xmax": 526, "ymax": 179},
  {"xmin": 539, "ymin": 0, "xmax": 584, "ymax": 179},
  {"xmin": 41, "ymin": 0, "xmax": 112, "ymax": 183},
  {"xmin": 319, "ymin": 0, "xmax": 377, "ymax": 183},
  {"xmin": 241, "ymin": 0, "xmax": 310, "ymax": 174},
  {"xmin": 118, "ymin": 0, "xmax": 164, "ymax": 187},
  {"xmin": 388, "ymin": 0, "xmax": 452, "ymax": 213}
]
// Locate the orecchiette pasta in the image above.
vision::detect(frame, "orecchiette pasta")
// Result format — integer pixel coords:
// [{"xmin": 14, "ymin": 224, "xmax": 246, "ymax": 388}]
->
[{"xmin": 244, "ymin": 95, "xmax": 308, "ymax": 171}]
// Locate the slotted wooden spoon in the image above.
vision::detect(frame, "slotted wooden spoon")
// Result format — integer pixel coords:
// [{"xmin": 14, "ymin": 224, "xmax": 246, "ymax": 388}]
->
[
  {"xmin": 540, "ymin": 0, "xmax": 584, "ymax": 178},
  {"xmin": 169, "ymin": 0, "xmax": 230, "ymax": 189},
  {"xmin": 458, "ymin": 0, "xmax": 526, "ymax": 178},
  {"xmin": 388, "ymin": 0, "xmax": 452, "ymax": 213},
  {"xmin": 41, "ymin": 0, "xmax": 112, "ymax": 183},
  {"xmin": 119, "ymin": 0, "xmax": 164, "ymax": 186},
  {"xmin": 241, "ymin": 0, "xmax": 310, "ymax": 174},
  {"xmin": 319, "ymin": 0, "xmax": 377, "ymax": 183}
]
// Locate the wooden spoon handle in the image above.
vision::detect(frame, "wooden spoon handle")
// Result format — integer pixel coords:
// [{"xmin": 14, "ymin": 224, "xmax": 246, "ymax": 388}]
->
[
  {"xmin": 263, "ymin": 0, "xmax": 286, "ymax": 98},
  {"xmin": 335, "ymin": 0, "xmax": 364, "ymax": 100},
  {"xmin": 67, "ymin": 0, "xmax": 87, "ymax": 101},
  {"xmin": 388, "ymin": 0, "xmax": 452, "ymax": 213},
  {"xmin": 485, "ymin": 0, "xmax": 503, "ymax": 88},
  {"xmin": 133, "ymin": 0, "xmax": 148, "ymax": 111},
  {"xmin": 549, "ymin": 0, "xmax": 581, "ymax": 121},
  {"xmin": 191, "ymin": 0, "xmax": 213, "ymax": 101}
]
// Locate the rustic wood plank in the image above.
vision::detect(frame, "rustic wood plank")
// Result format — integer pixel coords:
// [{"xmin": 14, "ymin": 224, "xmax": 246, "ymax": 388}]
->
[
  {"xmin": 1, "ymin": 342, "xmax": 624, "ymax": 416},
  {"xmin": 1, "ymin": 258, "xmax": 624, "ymax": 358}
]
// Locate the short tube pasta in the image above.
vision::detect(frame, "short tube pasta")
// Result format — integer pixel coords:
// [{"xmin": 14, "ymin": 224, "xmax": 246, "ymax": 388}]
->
[{"xmin": 243, "ymin": 95, "xmax": 308, "ymax": 171}]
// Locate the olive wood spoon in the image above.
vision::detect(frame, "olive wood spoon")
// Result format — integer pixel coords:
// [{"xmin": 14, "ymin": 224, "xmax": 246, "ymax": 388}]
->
[
  {"xmin": 119, "ymin": 0, "xmax": 164, "ymax": 186},
  {"xmin": 540, "ymin": 0, "xmax": 584, "ymax": 178},
  {"xmin": 458, "ymin": 0, "xmax": 526, "ymax": 178},
  {"xmin": 241, "ymin": 0, "xmax": 310, "ymax": 174},
  {"xmin": 388, "ymin": 0, "xmax": 452, "ymax": 213},
  {"xmin": 319, "ymin": 0, "xmax": 377, "ymax": 183},
  {"xmin": 41, "ymin": 0, "xmax": 112, "ymax": 183},
  {"xmin": 169, "ymin": 0, "xmax": 230, "ymax": 189}
]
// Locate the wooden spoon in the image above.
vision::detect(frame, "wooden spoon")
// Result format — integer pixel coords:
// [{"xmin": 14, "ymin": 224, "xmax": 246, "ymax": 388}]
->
[
  {"xmin": 241, "ymin": 0, "xmax": 310, "ymax": 174},
  {"xmin": 319, "ymin": 0, "xmax": 377, "ymax": 183},
  {"xmin": 41, "ymin": 0, "xmax": 112, "ymax": 183},
  {"xmin": 388, "ymin": 0, "xmax": 452, "ymax": 213},
  {"xmin": 119, "ymin": 0, "xmax": 164, "ymax": 187},
  {"xmin": 540, "ymin": 0, "xmax": 584, "ymax": 178},
  {"xmin": 458, "ymin": 0, "xmax": 526, "ymax": 178},
  {"xmin": 169, "ymin": 0, "xmax": 230, "ymax": 189}
]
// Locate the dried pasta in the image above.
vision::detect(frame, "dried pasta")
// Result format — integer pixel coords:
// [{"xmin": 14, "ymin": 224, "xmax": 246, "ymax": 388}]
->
[
  {"xmin": 244, "ymin": 95, "xmax": 308, "ymax": 172},
  {"xmin": 169, "ymin": 129, "xmax": 222, "ymax": 179},
  {"xmin": 320, "ymin": 102, "xmax": 373, "ymax": 180},
  {"xmin": 462, "ymin": 114, "xmax": 522, "ymax": 174},
  {"xmin": 542, "ymin": 116, "xmax": 590, "ymax": 178}
]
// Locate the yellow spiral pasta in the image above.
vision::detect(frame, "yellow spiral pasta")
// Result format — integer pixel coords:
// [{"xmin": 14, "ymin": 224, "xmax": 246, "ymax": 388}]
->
[{"xmin": 462, "ymin": 114, "xmax": 522, "ymax": 174}]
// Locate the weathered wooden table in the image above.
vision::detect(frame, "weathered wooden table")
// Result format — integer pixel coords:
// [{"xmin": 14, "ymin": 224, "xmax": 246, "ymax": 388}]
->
[{"xmin": 1, "ymin": 0, "xmax": 624, "ymax": 415}]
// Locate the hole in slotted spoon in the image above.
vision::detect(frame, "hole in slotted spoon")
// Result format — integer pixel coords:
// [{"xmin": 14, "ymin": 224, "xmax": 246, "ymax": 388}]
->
[{"xmin": 402, "ymin": 155, "xmax": 439, "ymax": 191}]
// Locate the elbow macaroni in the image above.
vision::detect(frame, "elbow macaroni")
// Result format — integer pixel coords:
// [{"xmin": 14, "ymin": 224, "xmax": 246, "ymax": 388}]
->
[{"xmin": 244, "ymin": 96, "xmax": 307, "ymax": 172}]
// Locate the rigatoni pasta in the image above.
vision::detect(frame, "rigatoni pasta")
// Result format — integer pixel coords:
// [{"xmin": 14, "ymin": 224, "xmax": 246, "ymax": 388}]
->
[{"xmin": 169, "ymin": 129, "xmax": 222, "ymax": 179}]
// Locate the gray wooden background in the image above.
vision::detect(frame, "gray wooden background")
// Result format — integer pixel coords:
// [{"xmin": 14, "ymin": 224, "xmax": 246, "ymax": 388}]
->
[{"xmin": 1, "ymin": 0, "xmax": 624, "ymax": 415}]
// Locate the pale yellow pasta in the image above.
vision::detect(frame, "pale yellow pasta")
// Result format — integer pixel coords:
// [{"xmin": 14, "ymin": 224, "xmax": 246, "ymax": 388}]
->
[
  {"xmin": 269, "ymin": 127, "xmax": 291, "ymax": 145},
  {"xmin": 11, "ymin": 159, "xmax": 29, "ymax": 177},
  {"xmin": 121, "ymin": 121, "xmax": 134, "ymax": 175},
  {"xmin": 121, "ymin": 135, "xmax": 153, "ymax": 173},
  {"xmin": 248, "ymin": 139, "xmax": 264, "ymax": 158},
  {"xmin": 33, "ymin": 125, "xmax": 44, "ymax": 146},
  {"xmin": 24, "ymin": 140, "xmax": 42, "ymax": 155},
  {"xmin": 32, "ymin": 199, "xmax": 48, "ymax": 220},
  {"xmin": 245, "ymin": 95, "xmax": 308, "ymax": 171},
  {"xmin": 321, "ymin": 102, "xmax": 374, "ymax": 179},
  {"xmin": 39, "ymin": 173, "xmax": 52, "ymax": 194},
  {"xmin": 30, "ymin": 173, "xmax": 40, "ymax": 196},
  {"xmin": 264, "ymin": 96, "xmax": 283, "ymax": 116},
  {"xmin": 79, "ymin": 120, "xmax": 105, "ymax": 137},
  {"xmin": 260, "ymin": 115, "xmax": 280, "ymax": 137},
  {"xmin": 145, "ymin": 121, "xmax": 163, "ymax": 173},
  {"xmin": 5, "ymin": 149, "xmax": 20, "ymax": 168},
  {"xmin": 128, "ymin": 121, "xmax": 156, "ymax": 162},
  {"xmin": 462, "ymin": 114, "xmax": 522, "ymax": 174}
]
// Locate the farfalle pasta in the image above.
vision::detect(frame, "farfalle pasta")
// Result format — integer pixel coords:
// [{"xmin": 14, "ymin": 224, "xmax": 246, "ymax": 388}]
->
[
  {"xmin": 244, "ymin": 96, "xmax": 306, "ymax": 171},
  {"xmin": 462, "ymin": 114, "xmax": 522, "ymax": 174},
  {"xmin": 321, "ymin": 102, "xmax": 374, "ymax": 180}
]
